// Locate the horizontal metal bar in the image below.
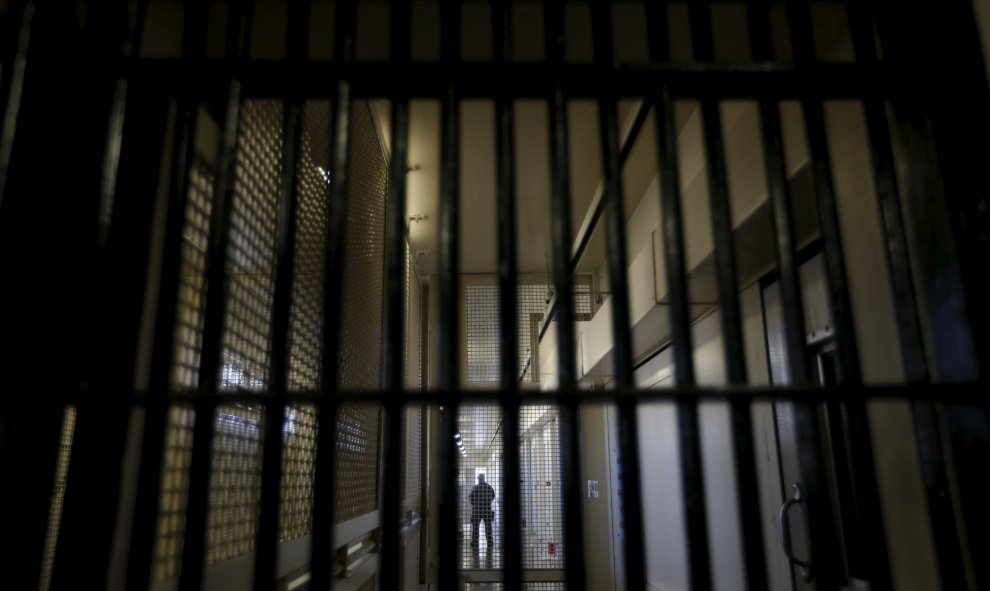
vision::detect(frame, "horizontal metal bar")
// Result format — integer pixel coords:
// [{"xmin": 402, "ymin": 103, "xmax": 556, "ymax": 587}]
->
[
  {"xmin": 460, "ymin": 569, "xmax": 566, "ymax": 582},
  {"xmin": 113, "ymin": 60, "xmax": 903, "ymax": 100},
  {"xmin": 8, "ymin": 383, "xmax": 990, "ymax": 409}
]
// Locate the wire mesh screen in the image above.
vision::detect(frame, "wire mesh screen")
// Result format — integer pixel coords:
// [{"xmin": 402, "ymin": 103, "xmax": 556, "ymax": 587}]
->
[
  {"xmin": 466, "ymin": 279, "xmax": 591, "ymax": 385},
  {"xmin": 333, "ymin": 100, "xmax": 389, "ymax": 522},
  {"xmin": 206, "ymin": 405, "xmax": 264, "ymax": 564},
  {"xmin": 205, "ymin": 98, "xmax": 284, "ymax": 563},
  {"xmin": 152, "ymin": 405, "xmax": 194, "ymax": 581},
  {"xmin": 279, "ymin": 100, "xmax": 332, "ymax": 541},
  {"xmin": 172, "ymin": 156, "xmax": 215, "ymax": 389},
  {"xmin": 337, "ymin": 102, "xmax": 387, "ymax": 390},
  {"xmin": 219, "ymin": 98, "xmax": 281, "ymax": 392},
  {"xmin": 335, "ymin": 403, "xmax": 381, "ymax": 522},
  {"xmin": 279, "ymin": 404, "xmax": 318, "ymax": 541},
  {"xmin": 520, "ymin": 404, "xmax": 564, "ymax": 569},
  {"xmin": 459, "ymin": 404, "xmax": 503, "ymax": 567},
  {"xmin": 38, "ymin": 407, "xmax": 76, "ymax": 591},
  {"xmin": 286, "ymin": 100, "xmax": 331, "ymax": 392},
  {"xmin": 517, "ymin": 283, "xmax": 552, "ymax": 383},
  {"xmin": 401, "ymin": 528, "xmax": 421, "ymax": 591},
  {"xmin": 404, "ymin": 404, "xmax": 423, "ymax": 502},
  {"xmin": 466, "ymin": 285, "xmax": 501, "ymax": 384}
]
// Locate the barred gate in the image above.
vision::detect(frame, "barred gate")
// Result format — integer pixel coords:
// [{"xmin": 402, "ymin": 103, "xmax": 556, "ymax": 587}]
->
[{"xmin": 1, "ymin": 2, "xmax": 989, "ymax": 591}]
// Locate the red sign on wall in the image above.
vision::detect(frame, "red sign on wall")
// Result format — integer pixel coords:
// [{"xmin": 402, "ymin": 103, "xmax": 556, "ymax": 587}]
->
[{"xmin": 548, "ymin": 542, "xmax": 556, "ymax": 556}]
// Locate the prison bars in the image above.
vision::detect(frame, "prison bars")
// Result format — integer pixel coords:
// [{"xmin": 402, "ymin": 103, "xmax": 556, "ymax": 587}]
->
[{"xmin": 0, "ymin": 1, "xmax": 985, "ymax": 591}]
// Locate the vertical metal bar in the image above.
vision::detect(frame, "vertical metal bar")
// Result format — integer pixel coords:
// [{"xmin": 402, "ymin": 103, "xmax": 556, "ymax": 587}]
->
[
  {"xmin": 745, "ymin": 0, "xmax": 772, "ymax": 63},
  {"xmin": 310, "ymin": 0, "xmax": 358, "ymax": 588},
  {"xmin": 180, "ymin": 2, "xmax": 254, "ymax": 589},
  {"xmin": 252, "ymin": 2, "xmax": 312, "ymax": 588},
  {"xmin": 125, "ymin": 0, "xmax": 212, "ymax": 584},
  {"xmin": 783, "ymin": 3, "xmax": 859, "ymax": 588},
  {"xmin": 687, "ymin": 0, "xmax": 714, "ymax": 63},
  {"xmin": 437, "ymin": 0, "xmax": 460, "ymax": 393},
  {"xmin": 0, "ymin": 0, "xmax": 34, "ymax": 210},
  {"xmin": 309, "ymin": 399, "xmax": 339, "ymax": 591},
  {"xmin": 872, "ymin": 2, "xmax": 990, "ymax": 585},
  {"xmin": 253, "ymin": 401, "xmax": 287, "ymax": 591},
  {"xmin": 842, "ymin": 6, "xmax": 936, "ymax": 591},
  {"xmin": 590, "ymin": 3, "xmax": 646, "ymax": 591},
  {"xmin": 847, "ymin": 4, "xmax": 928, "ymax": 385},
  {"xmin": 45, "ymin": 0, "xmax": 154, "ymax": 587},
  {"xmin": 493, "ymin": 2, "xmax": 523, "ymax": 589},
  {"xmin": 436, "ymin": 399, "xmax": 459, "ymax": 591},
  {"xmin": 644, "ymin": 1, "xmax": 670, "ymax": 64},
  {"xmin": 785, "ymin": 1, "xmax": 861, "ymax": 386},
  {"xmin": 179, "ymin": 397, "xmax": 218, "ymax": 591},
  {"xmin": 380, "ymin": 1, "xmax": 411, "ymax": 588},
  {"xmin": 436, "ymin": 2, "xmax": 461, "ymax": 590},
  {"xmin": 647, "ymin": 4, "xmax": 720, "ymax": 590},
  {"xmin": 543, "ymin": 2, "xmax": 586, "ymax": 590}
]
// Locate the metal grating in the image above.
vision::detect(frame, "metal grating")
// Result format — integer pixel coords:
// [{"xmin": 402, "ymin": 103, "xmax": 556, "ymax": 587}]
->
[
  {"xmin": 279, "ymin": 100, "xmax": 332, "ymax": 541},
  {"xmin": 466, "ymin": 285, "xmax": 501, "ymax": 384},
  {"xmin": 286, "ymin": 100, "xmax": 331, "ymax": 392},
  {"xmin": 38, "ymin": 407, "xmax": 76, "ymax": 591},
  {"xmin": 205, "ymin": 98, "xmax": 284, "ymax": 564},
  {"xmin": 206, "ymin": 404, "xmax": 264, "ymax": 564},
  {"xmin": 519, "ymin": 404, "xmax": 564, "ymax": 569},
  {"xmin": 404, "ymin": 404, "xmax": 423, "ymax": 502},
  {"xmin": 466, "ymin": 280, "xmax": 591, "ymax": 384},
  {"xmin": 333, "ymin": 100, "xmax": 389, "ymax": 523},
  {"xmin": 334, "ymin": 404, "xmax": 382, "ymax": 523},
  {"xmin": 459, "ymin": 403, "xmax": 503, "ymax": 566},
  {"xmin": 219, "ymin": 98, "xmax": 281, "ymax": 393},
  {"xmin": 278, "ymin": 404, "xmax": 318, "ymax": 541},
  {"xmin": 401, "ymin": 530, "xmax": 421, "ymax": 591},
  {"xmin": 152, "ymin": 406, "xmax": 195, "ymax": 582},
  {"xmin": 516, "ymin": 283, "xmax": 552, "ymax": 383},
  {"xmin": 337, "ymin": 102, "xmax": 387, "ymax": 390},
  {"xmin": 172, "ymin": 157, "xmax": 215, "ymax": 389}
]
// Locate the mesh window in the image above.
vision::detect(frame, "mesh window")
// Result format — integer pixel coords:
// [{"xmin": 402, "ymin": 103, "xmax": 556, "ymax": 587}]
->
[{"xmin": 38, "ymin": 407, "xmax": 76, "ymax": 591}]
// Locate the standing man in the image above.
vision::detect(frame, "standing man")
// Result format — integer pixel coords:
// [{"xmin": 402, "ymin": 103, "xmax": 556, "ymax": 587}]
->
[{"xmin": 469, "ymin": 473, "xmax": 495, "ymax": 550}]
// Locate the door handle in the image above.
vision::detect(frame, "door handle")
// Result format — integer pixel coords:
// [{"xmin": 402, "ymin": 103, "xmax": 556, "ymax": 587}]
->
[{"xmin": 778, "ymin": 482, "xmax": 813, "ymax": 582}]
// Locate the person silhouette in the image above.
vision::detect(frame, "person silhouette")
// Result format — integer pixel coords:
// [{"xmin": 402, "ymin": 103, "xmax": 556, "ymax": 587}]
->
[{"xmin": 469, "ymin": 473, "xmax": 495, "ymax": 550}]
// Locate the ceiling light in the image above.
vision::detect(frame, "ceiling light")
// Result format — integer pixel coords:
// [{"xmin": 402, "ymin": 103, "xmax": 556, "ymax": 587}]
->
[{"xmin": 453, "ymin": 433, "xmax": 461, "ymax": 439}]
